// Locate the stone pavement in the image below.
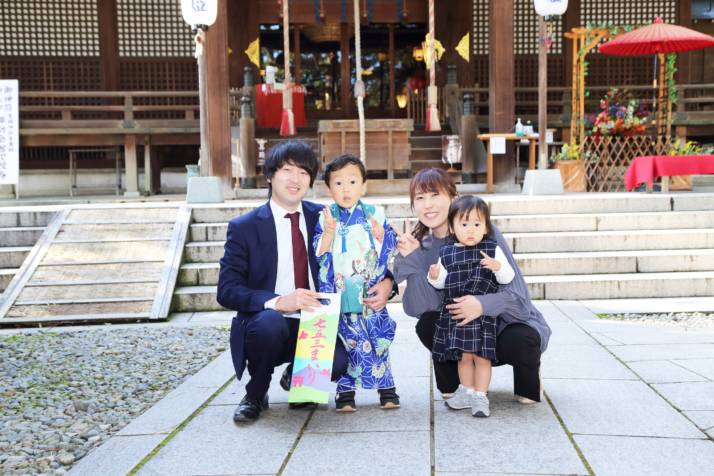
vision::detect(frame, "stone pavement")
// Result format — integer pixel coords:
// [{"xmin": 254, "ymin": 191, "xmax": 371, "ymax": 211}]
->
[{"xmin": 69, "ymin": 300, "xmax": 714, "ymax": 476}]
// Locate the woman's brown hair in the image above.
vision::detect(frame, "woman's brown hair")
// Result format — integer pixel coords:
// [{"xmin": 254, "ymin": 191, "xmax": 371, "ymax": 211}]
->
[{"xmin": 409, "ymin": 168, "xmax": 458, "ymax": 242}]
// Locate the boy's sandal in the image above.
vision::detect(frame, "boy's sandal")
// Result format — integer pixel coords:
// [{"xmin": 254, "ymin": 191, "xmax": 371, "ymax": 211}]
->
[
  {"xmin": 379, "ymin": 388, "xmax": 401, "ymax": 409},
  {"xmin": 335, "ymin": 391, "xmax": 357, "ymax": 413}
]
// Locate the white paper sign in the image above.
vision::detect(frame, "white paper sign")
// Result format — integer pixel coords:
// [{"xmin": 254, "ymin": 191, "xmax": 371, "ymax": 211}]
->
[
  {"xmin": 0, "ymin": 80, "xmax": 19, "ymax": 186},
  {"xmin": 490, "ymin": 137, "xmax": 506, "ymax": 155}
]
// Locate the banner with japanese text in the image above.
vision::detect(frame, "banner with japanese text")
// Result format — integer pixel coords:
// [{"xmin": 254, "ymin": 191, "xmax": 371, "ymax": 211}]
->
[
  {"xmin": 288, "ymin": 293, "xmax": 340, "ymax": 404},
  {"xmin": 0, "ymin": 80, "xmax": 19, "ymax": 186}
]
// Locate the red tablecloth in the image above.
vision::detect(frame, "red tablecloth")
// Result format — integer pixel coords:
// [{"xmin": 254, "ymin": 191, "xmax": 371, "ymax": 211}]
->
[
  {"xmin": 255, "ymin": 85, "xmax": 306, "ymax": 129},
  {"xmin": 625, "ymin": 155, "xmax": 714, "ymax": 191}
]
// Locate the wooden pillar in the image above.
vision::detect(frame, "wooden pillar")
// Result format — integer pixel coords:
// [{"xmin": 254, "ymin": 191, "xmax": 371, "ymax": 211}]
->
[
  {"xmin": 294, "ymin": 24, "xmax": 301, "ymax": 85},
  {"xmin": 341, "ymin": 23, "xmax": 351, "ymax": 117},
  {"xmin": 205, "ymin": 0, "xmax": 232, "ymax": 190},
  {"xmin": 562, "ymin": 0, "xmax": 580, "ymax": 89},
  {"xmin": 488, "ymin": 0, "xmax": 515, "ymax": 187},
  {"xmin": 98, "ymin": 0, "xmax": 119, "ymax": 90},
  {"xmin": 124, "ymin": 135, "xmax": 139, "ymax": 197},
  {"xmin": 230, "ymin": 0, "xmax": 259, "ymax": 88},
  {"xmin": 389, "ymin": 25, "xmax": 395, "ymax": 117}
]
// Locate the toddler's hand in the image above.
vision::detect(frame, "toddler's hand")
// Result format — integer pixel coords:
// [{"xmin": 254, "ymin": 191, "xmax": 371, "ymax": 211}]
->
[
  {"xmin": 480, "ymin": 251, "xmax": 501, "ymax": 272},
  {"xmin": 369, "ymin": 215, "xmax": 385, "ymax": 243},
  {"xmin": 428, "ymin": 263, "xmax": 441, "ymax": 280},
  {"xmin": 322, "ymin": 207, "xmax": 337, "ymax": 235}
]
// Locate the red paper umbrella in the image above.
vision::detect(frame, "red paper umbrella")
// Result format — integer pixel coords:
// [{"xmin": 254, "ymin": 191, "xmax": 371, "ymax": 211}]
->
[{"xmin": 599, "ymin": 17, "xmax": 714, "ymax": 56}]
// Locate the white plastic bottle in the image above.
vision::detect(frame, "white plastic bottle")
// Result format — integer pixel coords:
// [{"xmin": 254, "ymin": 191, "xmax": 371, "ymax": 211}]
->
[{"xmin": 515, "ymin": 118, "xmax": 524, "ymax": 137}]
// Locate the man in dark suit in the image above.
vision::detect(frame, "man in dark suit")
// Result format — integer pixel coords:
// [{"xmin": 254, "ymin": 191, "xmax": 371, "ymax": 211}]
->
[{"xmin": 218, "ymin": 141, "xmax": 394, "ymax": 423}]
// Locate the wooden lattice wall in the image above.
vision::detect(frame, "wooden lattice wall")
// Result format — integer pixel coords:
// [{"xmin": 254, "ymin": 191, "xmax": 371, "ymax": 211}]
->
[
  {"xmin": 582, "ymin": 0, "xmax": 678, "ymax": 86},
  {"xmin": 0, "ymin": 0, "xmax": 102, "ymax": 90}
]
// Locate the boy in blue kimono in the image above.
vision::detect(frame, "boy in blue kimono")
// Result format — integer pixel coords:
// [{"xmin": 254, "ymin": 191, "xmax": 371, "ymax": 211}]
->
[{"xmin": 314, "ymin": 154, "xmax": 399, "ymax": 412}]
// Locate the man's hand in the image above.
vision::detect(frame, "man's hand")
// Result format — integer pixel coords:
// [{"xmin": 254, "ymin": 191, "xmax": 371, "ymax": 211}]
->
[
  {"xmin": 363, "ymin": 277, "xmax": 393, "ymax": 312},
  {"xmin": 275, "ymin": 289, "xmax": 322, "ymax": 313},
  {"xmin": 428, "ymin": 263, "xmax": 441, "ymax": 280},
  {"xmin": 391, "ymin": 224, "xmax": 420, "ymax": 257},
  {"xmin": 479, "ymin": 251, "xmax": 501, "ymax": 272},
  {"xmin": 369, "ymin": 215, "xmax": 385, "ymax": 243},
  {"xmin": 446, "ymin": 295, "xmax": 484, "ymax": 327}
]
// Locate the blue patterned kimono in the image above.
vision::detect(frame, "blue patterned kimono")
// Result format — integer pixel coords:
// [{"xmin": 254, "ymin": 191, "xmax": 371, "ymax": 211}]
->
[{"xmin": 314, "ymin": 201, "xmax": 398, "ymax": 392}]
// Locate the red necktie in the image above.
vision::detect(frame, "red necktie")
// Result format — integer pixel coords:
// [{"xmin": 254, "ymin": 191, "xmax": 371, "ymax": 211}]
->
[{"xmin": 285, "ymin": 212, "xmax": 309, "ymax": 290}]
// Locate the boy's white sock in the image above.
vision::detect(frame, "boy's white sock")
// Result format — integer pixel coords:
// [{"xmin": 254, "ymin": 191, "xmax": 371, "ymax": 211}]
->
[
  {"xmin": 466, "ymin": 388, "xmax": 475, "ymax": 395},
  {"xmin": 474, "ymin": 391, "xmax": 487, "ymax": 397}
]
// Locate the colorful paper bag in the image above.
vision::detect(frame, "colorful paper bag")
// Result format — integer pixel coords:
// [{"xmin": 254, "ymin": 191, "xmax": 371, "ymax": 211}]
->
[{"xmin": 288, "ymin": 293, "xmax": 340, "ymax": 404}]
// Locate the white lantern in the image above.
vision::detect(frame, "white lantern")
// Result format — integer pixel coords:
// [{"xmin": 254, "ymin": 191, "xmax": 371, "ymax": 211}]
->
[
  {"xmin": 181, "ymin": 0, "xmax": 218, "ymax": 26},
  {"xmin": 533, "ymin": 0, "xmax": 568, "ymax": 17}
]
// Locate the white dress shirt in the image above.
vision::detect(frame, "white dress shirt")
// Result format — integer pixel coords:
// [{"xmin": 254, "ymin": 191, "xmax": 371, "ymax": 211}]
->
[{"xmin": 264, "ymin": 199, "xmax": 316, "ymax": 316}]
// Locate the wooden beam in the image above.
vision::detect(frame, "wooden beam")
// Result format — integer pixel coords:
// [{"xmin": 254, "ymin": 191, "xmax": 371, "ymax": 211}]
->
[
  {"xmin": 488, "ymin": 0, "xmax": 515, "ymax": 187},
  {"xmin": 205, "ymin": 0, "xmax": 232, "ymax": 190},
  {"xmin": 98, "ymin": 0, "xmax": 119, "ymax": 90},
  {"xmin": 257, "ymin": 1, "xmax": 427, "ymax": 24},
  {"xmin": 341, "ymin": 22, "xmax": 351, "ymax": 117},
  {"xmin": 562, "ymin": 0, "xmax": 580, "ymax": 89}
]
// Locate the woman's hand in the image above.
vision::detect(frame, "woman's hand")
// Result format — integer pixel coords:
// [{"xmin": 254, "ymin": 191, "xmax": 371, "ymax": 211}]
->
[
  {"xmin": 391, "ymin": 224, "xmax": 420, "ymax": 257},
  {"xmin": 479, "ymin": 251, "xmax": 501, "ymax": 272},
  {"xmin": 446, "ymin": 295, "xmax": 484, "ymax": 326}
]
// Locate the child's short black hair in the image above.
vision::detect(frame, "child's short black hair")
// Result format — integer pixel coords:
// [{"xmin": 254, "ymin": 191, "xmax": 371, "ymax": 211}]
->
[
  {"xmin": 263, "ymin": 140, "xmax": 319, "ymax": 187},
  {"xmin": 323, "ymin": 154, "xmax": 367, "ymax": 186},
  {"xmin": 447, "ymin": 195, "xmax": 493, "ymax": 236}
]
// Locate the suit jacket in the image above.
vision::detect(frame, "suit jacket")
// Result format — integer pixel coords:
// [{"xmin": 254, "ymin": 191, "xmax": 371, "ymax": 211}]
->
[{"xmin": 217, "ymin": 200, "xmax": 321, "ymax": 378}]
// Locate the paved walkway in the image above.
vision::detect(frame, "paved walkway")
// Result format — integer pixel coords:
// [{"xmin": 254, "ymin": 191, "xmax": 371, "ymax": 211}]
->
[{"xmin": 70, "ymin": 300, "xmax": 714, "ymax": 476}]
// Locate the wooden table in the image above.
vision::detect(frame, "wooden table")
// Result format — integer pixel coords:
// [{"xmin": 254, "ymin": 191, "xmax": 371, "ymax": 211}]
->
[
  {"xmin": 318, "ymin": 119, "xmax": 413, "ymax": 179},
  {"xmin": 478, "ymin": 133, "xmax": 538, "ymax": 193}
]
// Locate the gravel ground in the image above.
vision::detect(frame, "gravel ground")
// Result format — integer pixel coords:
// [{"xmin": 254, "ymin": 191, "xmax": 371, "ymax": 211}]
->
[
  {"xmin": 598, "ymin": 311, "xmax": 714, "ymax": 328},
  {"xmin": 0, "ymin": 326, "xmax": 229, "ymax": 476}
]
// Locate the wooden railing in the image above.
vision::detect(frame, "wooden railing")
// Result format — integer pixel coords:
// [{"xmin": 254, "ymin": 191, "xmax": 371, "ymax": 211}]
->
[{"xmin": 19, "ymin": 91, "xmax": 242, "ymax": 134}]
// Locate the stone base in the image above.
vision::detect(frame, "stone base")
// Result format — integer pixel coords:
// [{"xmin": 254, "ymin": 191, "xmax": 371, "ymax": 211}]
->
[
  {"xmin": 522, "ymin": 169, "xmax": 564, "ymax": 195},
  {"xmin": 186, "ymin": 177, "xmax": 225, "ymax": 204}
]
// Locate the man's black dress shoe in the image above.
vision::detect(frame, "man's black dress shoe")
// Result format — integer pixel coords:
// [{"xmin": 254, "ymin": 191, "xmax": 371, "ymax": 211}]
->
[
  {"xmin": 233, "ymin": 394, "xmax": 269, "ymax": 423},
  {"xmin": 288, "ymin": 402, "xmax": 318, "ymax": 410},
  {"xmin": 280, "ymin": 364, "xmax": 292, "ymax": 391}
]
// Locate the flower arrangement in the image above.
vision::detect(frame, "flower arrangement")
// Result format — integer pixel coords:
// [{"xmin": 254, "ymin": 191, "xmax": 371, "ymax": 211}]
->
[{"xmin": 590, "ymin": 88, "xmax": 649, "ymax": 137}]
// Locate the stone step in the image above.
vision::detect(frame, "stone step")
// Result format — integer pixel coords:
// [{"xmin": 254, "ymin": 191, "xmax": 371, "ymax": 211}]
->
[
  {"xmin": 0, "ymin": 268, "xmax": 17, "ymax": 292},
  {"xmin": 0, "ymin": 246, "xmax": 32, "ymax": 268},
  {"xmin": 508, "ymin": 229, "xmax": 714, "ymax": 253},
  {"xmin": 515, "ymin": 249, "xmax": 714, "ymax": 276},
  {"xmin": 179, "ymin": 262, "xmax": 219, "ymax": 286},
  {"xmin": 494, "ymin": 210, "xmax": 714, "ymax": 233},
  {"xmin": 188, "ymin": 218, "xmax": 420, "ymax": 242},
  {"xmin": 526, "ymin": 271, "xmax": 714, "ymax": 300},
  {"xmin": 189, "ymin": 193, "xmax": 714, "ymax": 223},
  {"xmin": 0, "ymin": 226, "xmax": 45, "ymax": 246},
  {"xmin": 188, "ymin": 209, "xmax": 714, "ymax": 243},
  {"xmin": 0, "ymin": 210, "xmax": 54, "ymax": 228},
  {"xmin": 183, "ymin": 228, "xmax": 714, "ymax": 263}
]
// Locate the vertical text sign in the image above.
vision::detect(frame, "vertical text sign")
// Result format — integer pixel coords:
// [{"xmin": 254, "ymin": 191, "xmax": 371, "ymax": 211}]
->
[{"xmin": 0, "ymin": 80, "xmax": 19, "ymax": 186}]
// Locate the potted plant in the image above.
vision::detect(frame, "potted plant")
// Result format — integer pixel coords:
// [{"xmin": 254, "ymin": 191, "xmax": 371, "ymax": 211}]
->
[
  {"xmin": 550, "ymin": 143, "xmax": 587, "ymax": 192},
  {"xmin": 667, "ymin": 139, "xmax": 714, "ymax": 190}
]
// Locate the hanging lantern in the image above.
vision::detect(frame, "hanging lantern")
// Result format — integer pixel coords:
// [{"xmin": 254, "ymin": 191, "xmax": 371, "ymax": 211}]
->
[
  {"xmin": 412, "ymin": 46, "xmax": 424, "ymax": 62},
  {"xmin": 533, "ymin": 0, "xmax": 568, "ymax": 17},
  {"xmin": 181, "ymin": 0, "xmax": 218, "ymax": 26}
]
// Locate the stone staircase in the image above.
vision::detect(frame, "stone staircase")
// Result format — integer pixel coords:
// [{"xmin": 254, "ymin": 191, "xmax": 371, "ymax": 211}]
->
[
  {"xmin": 409, "ymin": 131, "xmax": 448, "ymax": 174},
  {"xmin": 0, "ymin": 210, "xmax": 54, "ymax": 296},
  {"xmin": 173, "ymin": 193, "xmax": 714, "ymax": 312}
]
